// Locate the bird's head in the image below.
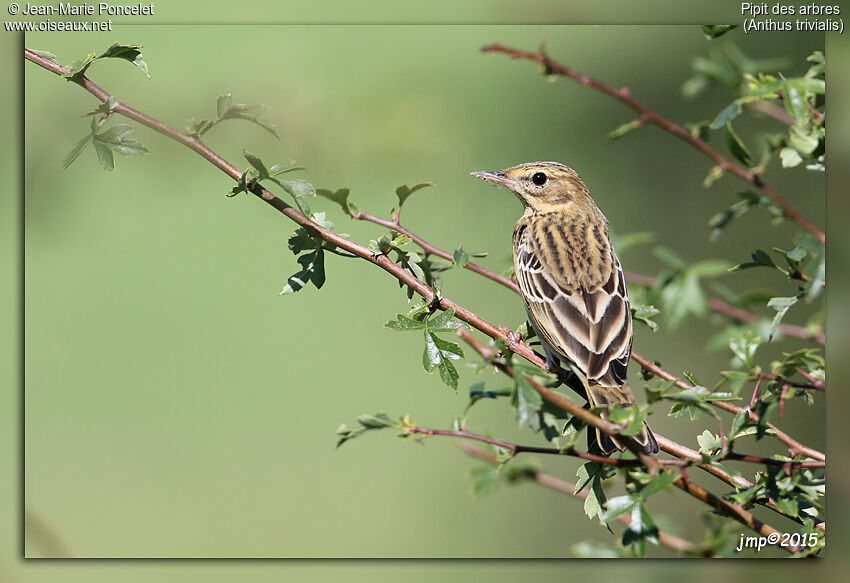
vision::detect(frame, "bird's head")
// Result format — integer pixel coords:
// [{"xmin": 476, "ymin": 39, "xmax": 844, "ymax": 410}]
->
[{"xmin": 471, "ymin": 161, "xmax": 593, "ymax": 213}]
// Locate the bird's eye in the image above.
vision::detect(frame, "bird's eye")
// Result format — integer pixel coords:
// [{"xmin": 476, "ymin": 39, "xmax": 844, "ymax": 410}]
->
[{"xmin": 531, "ymin": 172, "xmax": 548, "ymax": 186}]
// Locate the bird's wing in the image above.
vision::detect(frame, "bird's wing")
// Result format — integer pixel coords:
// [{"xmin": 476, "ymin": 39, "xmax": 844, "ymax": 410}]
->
[{"xmin": 514, "ymin": 217, "xmax": 633, "ymax": 389}]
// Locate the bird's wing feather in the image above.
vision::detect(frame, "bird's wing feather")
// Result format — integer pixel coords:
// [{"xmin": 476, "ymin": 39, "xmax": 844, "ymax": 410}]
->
[{"xmin": 514, "ymin": 215, "xmax": 633, "ymax": 391}]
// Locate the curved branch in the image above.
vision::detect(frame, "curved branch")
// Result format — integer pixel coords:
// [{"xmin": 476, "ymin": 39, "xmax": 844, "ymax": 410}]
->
[{"xmin": 481, "ymin": 43, "xmax": 824, "ymax": 246}]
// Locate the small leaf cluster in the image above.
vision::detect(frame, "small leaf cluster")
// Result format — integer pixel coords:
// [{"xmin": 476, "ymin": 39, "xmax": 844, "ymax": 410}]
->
[
  {"xmin": 64, "ymin": 42, "xmax": 150, "ymax": 80},
  {"xmin": 63, "ymin": 96, "xmax": 148, "ymax": 171},
  {"xmin": 385, "ymin": 308, "xmax": 468, "ymax": 389},
  {"xmin": 186, "ymin": 93, "xmax": 279, "ymax": 139},
  {"xmin": 644, "ymin": 247, "xmax": 730, "ymax": 329},
  {"xmin": 600, "ymin": 468, "xmax": 678, "ymax": 557}
]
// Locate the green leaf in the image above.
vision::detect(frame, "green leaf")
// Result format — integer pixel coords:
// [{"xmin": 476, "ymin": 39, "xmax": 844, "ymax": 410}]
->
[
  {"xmin": 697, "ymin": 430, "xmax": 722, "ymax": 455},
  {"xmin": 385, "ymin": 314, "xmax": 427, "ymax": 331},
  {"xmin": 703, "ymin": 165, "xmax": 725, "ymax": 188},
  {"xmin": 217, "ymin": 93, "xmax": 232, "ymax": 118},
  {"xmin": 766, "ymin": 296, "xmax": 798, "ymax": 341},
  {"xmin": 65, "ymin": 43, "xmax": 149, "ymax": 79},
  {"xmin": 701, "ymin": 25, "xmax": 736, "ymax": 39},
  {"xmin": 710, "ymin": 101, "xmax": 741, "ymax": 129},
  {"xmin": 631, "ymin": 304, "xmax": 659, "ymax": 332},
  {"xmin": 623, "ymin": 503, "xmax": 658, "ymax": 557},
  {"xmin": 453, "ymin": 246, "xmax": 470, "ymax": 267},
  {"xmin": 427, "ymin": 308, "xmax": 468, "ymax": 332},
  {"xmin": 244, "ymin": 150, "xmax": 269, "ymax": 178},
  {"xmin": 724, "ymin": 121, "xmax": 752, "ymax": 166},
  {"xmin": 193, "ymin": 93, "xmax": 280, "ymax": 139},
  {"xmin": 729, "ymin": 330, "xmax": 762, "ymax": 370},
  {"xmin": 601, "ymin": 495, "xmax": 637, "ymax": 522},
  {"xmin": 730, "ymin": 249, "xmax": 781, "ymax": 273},
  {"xmin": 356, "ymin": 413, "xmax": 396, "ymax": 429},
  {"xmin": 513, "ymin": 373, "xmax": 543, "ymax": 427},
  {"xmin": 62, "ymin": 134, "xmax": 93, "ymax": 169},
  {"xmin": 788, "ymin": 125, "xmax": 820, "ymax": 155},
  {"xmin": 92, "ymin": 141, "xmax": 114, "ymax": 171},
  {"xmin": 639, "ymin": 471, "xmax": 677, "ymax": 499},
  {"xmin": 395, "ymin": 182, "xmax": 434, "ymax": 207},
  {"xmin": 336, "ymin": 412, "xmax": 399, "ymax": 447},
  {"xmin": 97, "ymin": 43, "xmax": 149, "ymax": 78},
  {"xmin": 469, "ymin": 465, "xmax": 499, "ymax": 499},
  {"xmin": 607, "ymin": 118, "xmax": 644, "ymax": 141},
  {"xmin": 783, "ymin": 86, "xmax": 808, "ymax": 125},
  {"xmin": 93, "ymin": 124, "xmax": 148, "ymax": 159},
  {"xmin": 421, "ymin": 329, "xmax": 463, "ymax": 390},
  {"xmin": 316, "ymin": 188, "xmax": 355, "ymax": 215},
  {"xmin": 277, "ymin": 179, "xmax": 316, "ymax": 215},
  {"xmin": 279, "ymin": 248, "xmax": 325, "ymax": 295}
]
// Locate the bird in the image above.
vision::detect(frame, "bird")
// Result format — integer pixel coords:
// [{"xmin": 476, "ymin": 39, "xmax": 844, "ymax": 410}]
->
[{"xmin": 471, "ymin": 161, "xmax": 658, "ymax": 455}]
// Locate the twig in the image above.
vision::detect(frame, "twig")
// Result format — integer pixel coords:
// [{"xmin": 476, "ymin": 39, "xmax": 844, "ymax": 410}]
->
[
  {"xmin": 457, "ymin": 442, "xmax": 700, "ymax": 555},
  {"xmin": 409, "ymin": 425, "xmax": 688, "ymax": 468},
  {"xmin": 350, "ymin": 210, "xmax": 520, "ymax": 293},
  {"xmin": 481, "ymin": 43, "xmax": 825, "ymax": 246}
]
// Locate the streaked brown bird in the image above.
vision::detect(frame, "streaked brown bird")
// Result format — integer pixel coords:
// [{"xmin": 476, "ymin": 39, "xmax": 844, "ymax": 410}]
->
[{"xmin": 472, "ymin": 161, "xmax": 658, "ymax": 455}]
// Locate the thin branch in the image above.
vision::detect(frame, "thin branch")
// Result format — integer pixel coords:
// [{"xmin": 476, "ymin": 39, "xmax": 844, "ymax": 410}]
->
[
  {"xmin": 457, "ymin": 442, "xmax": 701, "ymax": 555},
  {"xmin": 409, "ymin": 425, "xmax": 685, "ymax": 468},
  {"xmin": 350, "ymin": 210, "xmax": 520, "ymax": 293},
  {"xmin": 481, "ymin": 43, "xmax": 825, "ymax": 246},
  {"xmin": 411, "ymin": 424, "xmax": 823, "ymax": 470}
]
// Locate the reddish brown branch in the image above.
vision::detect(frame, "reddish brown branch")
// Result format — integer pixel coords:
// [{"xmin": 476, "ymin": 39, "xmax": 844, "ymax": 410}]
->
[
  {"xmin": 481, "ymin": 43, "xmax": 825, "ymax": 246},
  {"xmin": 350, "ymin": 210, "xmax": 520, "ymax": 293}
]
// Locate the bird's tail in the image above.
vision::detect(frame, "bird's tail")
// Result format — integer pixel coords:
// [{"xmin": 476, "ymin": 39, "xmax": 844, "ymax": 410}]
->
[{"xmin": 586, "ymin": 382, "xmax": 658, "ymax": 455}]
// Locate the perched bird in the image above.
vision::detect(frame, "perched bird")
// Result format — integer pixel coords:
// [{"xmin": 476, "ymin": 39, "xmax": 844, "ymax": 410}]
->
[{"xmin": 472, "ymin": 162, "xmax": 658, "ymax": 455}]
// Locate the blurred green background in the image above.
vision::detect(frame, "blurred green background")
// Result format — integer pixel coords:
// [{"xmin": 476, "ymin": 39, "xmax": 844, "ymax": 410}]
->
[{"xmin": 5, "ymin": 10, "xmax": 838, "ymax": 577}]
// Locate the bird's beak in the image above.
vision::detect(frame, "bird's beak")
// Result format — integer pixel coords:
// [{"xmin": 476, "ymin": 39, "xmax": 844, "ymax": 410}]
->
[{"xmin": 470, "ymin": 170, "xmax": 517, "ymax": 189}]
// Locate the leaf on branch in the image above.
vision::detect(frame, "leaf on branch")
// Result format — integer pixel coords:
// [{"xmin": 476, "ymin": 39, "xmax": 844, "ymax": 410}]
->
[
  {"xmin": 766, "ymin": 296, "xmax": 798, "ymax": 341},
  {"xmin": 631, "ymin": 304, "xmax": 660, "ymax": 332},
  {"xmin": 607, "ymin": 118, "xmax": 643, "ymax": 141},
  {"xmin": 710, "ymin": 102, "xmax": 741, "ymax": 129},
  {"xmin": 316, "ymin": 187, "xmax": 357, "ymax": 216},
  {"xmin": 62, "ymin": 134, "xmax": 93, "ymax": 169},
  {"xmin": 336, "ymin": 412, "xmax": 402, "ymax": 447},
  {"xmin": 69, "ymin": 123, "xmax": 148, "ymax": 171},
  {"xmin": 395, "ymin": 182, "xmax": 434, "ymax": 208},
  {"xmin": 621, "ymin": 503, "xmax": 659, "ymax": 557},
  {"xmin": 576, "ymin": 462, "xmax": 609, "ymax": 525},
  {"xmin": 724, "ymin": 121, "xmax": 752, "ymax": 166},
  {"xmin": 65, "ymin": 43, "xmax": 149, "ymax": 80},
  {"xmin": 187, "ymin": 93, "xmax": 279, "ymax": 139},
  {"xmin": 697, "ymin": 429, "xmax": 722, "ymax": 455}
]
